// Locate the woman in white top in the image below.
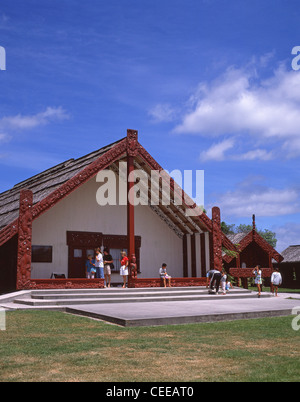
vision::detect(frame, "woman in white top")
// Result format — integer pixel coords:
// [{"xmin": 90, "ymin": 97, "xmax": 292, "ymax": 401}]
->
[
  {"xmin": 252, "ymin": 265, "xmax": 262, "ymax": 297},
  {"xmin": 95, "ymin": 248, "xmax": 104, "ymax": 279},
  {"xmin": 271, "ymin": 268, "xmax": 282, "ymax": 297}
]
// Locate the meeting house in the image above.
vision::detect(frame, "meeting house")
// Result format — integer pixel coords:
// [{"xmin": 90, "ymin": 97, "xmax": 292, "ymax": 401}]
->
[{"xmin": 0, "ymin": 129, "xmax": 273, "ymax": 293}]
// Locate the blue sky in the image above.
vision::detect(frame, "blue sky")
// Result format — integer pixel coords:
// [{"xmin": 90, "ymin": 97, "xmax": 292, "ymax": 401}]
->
[{"xmin": 1, "ymin": 0, "xmax": 300, "ymax": 252}]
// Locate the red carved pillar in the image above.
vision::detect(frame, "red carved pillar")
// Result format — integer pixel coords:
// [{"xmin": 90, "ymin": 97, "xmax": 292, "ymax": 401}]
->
[
  {"xmin": 16, "ymin": 189, "xmax": 33, "ymax": 290},
  {"xmin": 200, "ymin": 233, "xmax": 207, "ymax": 277},
  {"xmin": 128, "ymin": 255, "xmax": 138, "ymax": 288},
  {"xmin": 127, "ymin": 129, "xmax": 138, "ymax": 271},
  {"xmin": 212, "ymin": 206, "xmax": 223, "ymax": 272}
]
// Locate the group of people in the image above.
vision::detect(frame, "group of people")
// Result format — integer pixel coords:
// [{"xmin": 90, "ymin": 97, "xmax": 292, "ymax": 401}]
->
[
  {"xmin": 207, "ymin": 269, "xmax": 233, "ymax": 295},
  {"xmin": 207, "ymin": 265, "xmax": 283, "ymax": 297},
  {"xmin": 85, "ymin": 249, "xmax": 130, "ymax": 288},
  {"xmin": 86, "ymin": 252, "xmax": 283, "ymax": 295},
  {"xmin": 253, "ymin": 265, "xmax": 282, "ymax": 297}
]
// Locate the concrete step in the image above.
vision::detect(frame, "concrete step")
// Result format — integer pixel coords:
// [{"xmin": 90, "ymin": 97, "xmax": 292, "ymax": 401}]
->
[
  {"xmin": 30, "ymin": 286, "xmax": 210, "ymax": 295},
  {"xmin": 14, "ymin": 291, "xmax": 270, "ymax": 307},
  {"xmin": 30, "ymin": 288, "xmax": 251, "ymax": 300}
]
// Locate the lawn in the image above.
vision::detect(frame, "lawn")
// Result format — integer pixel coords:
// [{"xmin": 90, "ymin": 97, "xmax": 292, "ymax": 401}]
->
[
  {"xmin": 0, "ymin": 310, "xmax": 299, "ymax": 382},
  {"xmin": 248, "ymin": 286, "xmax": 300, "ymax": 294}
]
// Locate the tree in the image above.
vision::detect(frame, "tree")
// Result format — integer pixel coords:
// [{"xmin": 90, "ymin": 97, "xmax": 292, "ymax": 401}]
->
[
  {"xmin": 221, "ymin": 221, "xmax": 235, "ymax": 235},
  {"xmin": 222, "ymin": 222, "xmax": 277, "ymax": 248}
]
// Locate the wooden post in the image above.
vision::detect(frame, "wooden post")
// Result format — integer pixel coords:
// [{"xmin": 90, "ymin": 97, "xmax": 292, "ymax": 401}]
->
[
  {"xmin": 212, "ymin": 206, "xmax": 223, "ymax": 272},
  {"xmin": 127, "ymin": 153, "xmax": 135, "ymax": 261},
  {"xmin": 16, "ymin": 189, "xmax": 33, "ymax": 290},
  {"xmin": 126, "ymin": 129, "xmax": 138, "ymax": 268}
]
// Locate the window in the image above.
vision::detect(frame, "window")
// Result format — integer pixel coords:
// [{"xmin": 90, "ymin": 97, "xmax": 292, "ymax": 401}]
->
[
  {"xmin": 74, "ymin": 249, "xmax": 83, "ymax": 258},
  {"xmin": 32, "ymin": 246, "xmax": 53, "ymax": 263}
]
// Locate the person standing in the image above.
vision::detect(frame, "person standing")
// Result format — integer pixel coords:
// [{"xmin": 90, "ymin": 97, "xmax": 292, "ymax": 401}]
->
[
  {"xmin": 95, "ymin": 248, "xmax": 104, "ymax": 279},
  {"xmin": 271, "ymin": 268, "xmax": 282, "ymax": 297},
  {"xmin": 252, "ymin": 265, "xmax": 262, "ymax": 297},
  {"xmin": 120, "ymin": 251, "xmax": 129, "ymax": 288},
  {"xmin": 103, "ymin": 248, "xmax": 114, "ymax": 288}
]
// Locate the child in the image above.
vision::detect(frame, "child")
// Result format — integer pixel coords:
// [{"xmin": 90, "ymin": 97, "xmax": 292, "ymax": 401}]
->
[
  {"xmin": 220, "ymin": 270, "xmax": 227, "ymax": 295},
  {"xmin": 226, "ymin": 279, "xmax": 233, "ymax": 292},
  {"xmin": 85, "ymin": 255, "xmax": 96, "ymax": 279},
  {"xmin": 159, "ymin": 263, "xmax": 172, "ymax": 288}
]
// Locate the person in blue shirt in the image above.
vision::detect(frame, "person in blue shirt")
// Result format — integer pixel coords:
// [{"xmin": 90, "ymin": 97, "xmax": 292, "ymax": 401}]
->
[{"xmin": 85, "ymin": 255, "xmax": 96, "ymax": 279}]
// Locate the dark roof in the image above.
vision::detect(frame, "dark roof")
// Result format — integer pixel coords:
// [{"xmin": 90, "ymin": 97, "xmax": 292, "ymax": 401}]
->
[
  {"xmin": 226, "ymin": 232, "xmax": 246, "ymax": 245},
  {"xmin": 0, "ymin": 138, "xmax": 124, "ymax": 232},
  {"xmin": 280, "ymin": 245, "xmax": 300, "ymax": 263}
]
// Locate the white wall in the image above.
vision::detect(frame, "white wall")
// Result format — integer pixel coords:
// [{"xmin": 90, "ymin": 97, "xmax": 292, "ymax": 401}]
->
[
  {"xmin": 31, "ymin": 176, "xmax": 183, "ymax": 280},
  {"xmin": 135, "ymin": 205, "xmax": 183, "ymax": 278}
]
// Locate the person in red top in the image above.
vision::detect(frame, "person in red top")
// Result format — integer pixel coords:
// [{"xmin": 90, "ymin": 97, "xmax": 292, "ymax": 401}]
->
[{"xmin": 120, "ymin": 251, "xmax": 129, "ymax": 288}]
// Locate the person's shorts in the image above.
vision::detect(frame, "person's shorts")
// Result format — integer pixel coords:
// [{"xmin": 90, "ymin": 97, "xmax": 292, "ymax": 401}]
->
[
  {"xmin": 120, "ymin": 266, "xmax": 128, "ymax": 276},
  {"xmin": 104, "ymin": 264, "xmax": 111, "ymax": 275}
]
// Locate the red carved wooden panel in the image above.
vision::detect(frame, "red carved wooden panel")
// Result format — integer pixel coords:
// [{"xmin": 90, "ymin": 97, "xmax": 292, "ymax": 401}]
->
[
  {"xmin": 30, "ymin": 279, "xmax": 105, "ymax": 289},
  {"xmin": 229, "ymin": 268, "xmax": 273, "ymax": 278},
  {"xmin": 129, "ymin": 277, "xmax": 207, "ymax": 288}
]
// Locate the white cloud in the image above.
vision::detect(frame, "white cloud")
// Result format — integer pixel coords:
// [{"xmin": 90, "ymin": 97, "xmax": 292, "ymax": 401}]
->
[
  {"xmin": 273, "ymin": 223, "xmax": 300, "ymax": 253},
  {"xmin": 0, "ymin": 107, "xmax": 69, "ymax": 131},
  {"xmin": 200, "ymin": 138, "xmax": 235, "ymax": 161},
  {"xmin": 234, "ymin": 148, "xmax": 274, "ymax": 161},
  {"xmin": 148, "ymin": 103, "xmax": 178, "ymax": 123},
  {"xmin": 212, "ymin": 179, "xmax": 300, "ymax": 218},
  {"xmin": 173, "ymin": 63, "xmax": 300, "ymax": 157},
  {"xmin": 200, "ymin": 138, "xmax": 274, "ymax": 162}
]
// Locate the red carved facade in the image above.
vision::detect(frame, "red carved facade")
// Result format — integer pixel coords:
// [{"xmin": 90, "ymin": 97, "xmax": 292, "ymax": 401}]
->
[
  {"xmin": 16, "ymin": 190, "xmax": 33, "ymax": 290},
  {"xmin": 225, "ymin": 216, "xmax": 283, "ymax": 284}
]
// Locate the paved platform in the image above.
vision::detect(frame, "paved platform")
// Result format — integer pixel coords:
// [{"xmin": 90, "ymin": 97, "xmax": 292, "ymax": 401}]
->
[
  {"xmin": 1, "ymin": 288, "xmax": 299, "ymax": 327},
  {"xmin": 66, "ymin": 295, "xmax": 300, "ymax": 327}
]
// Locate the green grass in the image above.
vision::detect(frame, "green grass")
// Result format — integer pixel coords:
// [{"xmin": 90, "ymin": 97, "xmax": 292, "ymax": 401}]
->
[
  {"xmin": 0, "ymin": 311, "xmax": 299, "ymax": 382},
  {"xmin": 249, "ymin": 286, "xmax": 300, "ymax": 294}
]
